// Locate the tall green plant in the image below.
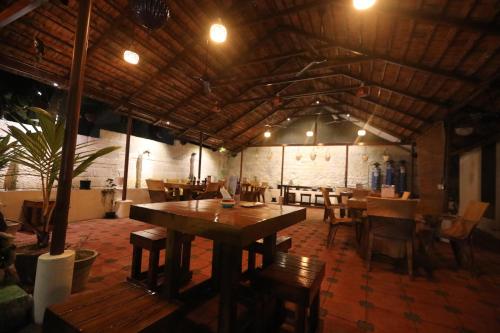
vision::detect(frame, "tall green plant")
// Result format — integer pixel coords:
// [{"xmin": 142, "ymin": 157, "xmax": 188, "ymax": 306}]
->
[
  {"xmin": 0, "ymin": 135, "xmax": 14, "ymax": 171},
  {"xmin": 5, "ymin": 107, "xmax": 119, "ymax": 247}
]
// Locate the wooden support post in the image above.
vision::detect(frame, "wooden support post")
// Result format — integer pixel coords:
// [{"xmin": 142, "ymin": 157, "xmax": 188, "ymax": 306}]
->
[
  {"xmin": 50, "ymin": 0, "xmax": 92, "ymax": 256},
  {"xmin": 280, "ymin": 145, "xmax": 285, "ymax": 197},
  {"xmin": 122, "ymin": 115, "xmax": 132, "ymax": 201},
  {"xmin": 239, "ymin": 149, "xmax": 244, "ymax": 180},
  {"xmin": 411, "ymin": 142, "xmax": 416, "ymax": 193},
  {"xmin": 198, "ymin": 132, "xmax": 203, "ymax": 180},
  {"xmin": 345, "ymin": 145, "xmax": 349, "ymax": 188}
]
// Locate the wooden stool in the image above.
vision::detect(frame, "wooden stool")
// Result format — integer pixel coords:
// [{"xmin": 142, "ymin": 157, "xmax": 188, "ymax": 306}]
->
[
  {"xmin": 129, "ymin": 228, "xmax": 167, "ymax": 290},
  {"xmin": 247, "ymin": 236, "xmax": 292, "ymax": 271},
  {"xmin": 300, "ymin": 193, "xmax": 312, "ymax": 206},
  {"xmin": 43, "ymin": 282, "xmax": 182, "ymax": 333},
  {"xmin": 254, "ymin": 253, "xmax": 325, "ymax": 333}
]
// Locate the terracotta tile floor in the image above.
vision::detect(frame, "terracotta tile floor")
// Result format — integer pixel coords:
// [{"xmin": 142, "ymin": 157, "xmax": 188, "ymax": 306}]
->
[{"xmin": 15, "ymin": 209, "xmax": 500, "ymax": 333}]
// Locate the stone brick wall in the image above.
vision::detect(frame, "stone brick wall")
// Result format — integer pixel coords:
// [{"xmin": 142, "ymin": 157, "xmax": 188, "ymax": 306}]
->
[
  {"xmin": 0, "ymin": 119, "xmax": 227, "ymax": 190},
  {"xmin": 226, "ymin": 145, "xmax": 415, "ymax": 192}
]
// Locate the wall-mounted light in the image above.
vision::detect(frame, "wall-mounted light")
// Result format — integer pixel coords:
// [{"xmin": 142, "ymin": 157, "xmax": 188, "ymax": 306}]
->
[
  {"xmin": 124, "ymin": 50, "xmax": 140, "ymax": 64},
  {"xmin": 353, "ymin": 0, "xmax": 376, "ymax": 10},
  {"xmin": 306, "ymin": 130, "xmax": 314, "ymax": 137},
  {"xmin": 264, "ymin": 130, "xmax": 271, "ymax": 138},
  {"xmin": 210, "ymin": 19, "xmax": 227, "ymax": 43},
  {"xmin": 357, "ymin": 129, "xmax": 366, "ymax": 136}
]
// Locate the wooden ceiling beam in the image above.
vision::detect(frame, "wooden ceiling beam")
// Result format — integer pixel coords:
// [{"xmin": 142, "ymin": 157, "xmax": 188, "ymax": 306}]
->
[
  {"xmin": 0, "ymin": 0, "xmax": 47, "ymax": 28},
  {"xmin": 282, "ymin": 26, "xmax": 480, "ymax": 86},
  {"xmin": 235, "ymin": 0, "xmax": 500, "ymax": 37}
]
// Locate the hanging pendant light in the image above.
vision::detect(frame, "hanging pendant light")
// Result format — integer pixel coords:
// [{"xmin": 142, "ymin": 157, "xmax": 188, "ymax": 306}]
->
[
  {"xmin": 357, "ymin": 129, "xmax": 366, "ymax": 136},
  {"xmin": 123, "ymin": 50, "xmax": 140, "ymax": 64},
  {"xmin": 210, "ymin": 18, "xmax": 227, "ymax": 43},
  {"xmin": 129, "ymin": 0, "xmax": 170, "ymax": 30},
  {"xmin": 353, "ymin": 0, "xmax": 376, "ymax": 10},
  {"xmin": 264, "ymin": 130, "xmax": 271, "ymax": 138},
  {"xmin": 306, "ymin": 130, "xmax": 314, "ymax": 137}
]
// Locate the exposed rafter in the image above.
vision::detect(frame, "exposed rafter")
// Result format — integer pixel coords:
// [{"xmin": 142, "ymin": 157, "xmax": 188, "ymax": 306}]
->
[{"xmin": 0, "ymin": 0, "xmax": 48, "ymax": 28}]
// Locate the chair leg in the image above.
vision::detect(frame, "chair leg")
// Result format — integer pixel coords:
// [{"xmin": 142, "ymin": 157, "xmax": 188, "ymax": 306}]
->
[
  {"xmin": 147, "ymin": 249, "xmax": 160, "ymax": 290},
  {"xmin": 468, "ymin": 238, "xmax": 476, "ymax": 277},
  {"xmin": 327, "ymin": 224, "xmax": 338, "ymax": 248},
  {"xmin": 131, "ymin": 246, "xmax": 142, "ymax": 280},
  {"xmin": 366, "ymin": 233, "xmax": 374, "ymax": 272},
  {"xmin": 295, "ymin": 304, "xmax": 307, "ymax": 333},
  {"xmin": 406, "ymin": 239, "xmax": 414, "ymax": 280},
  {"xmin": 449, "ymin": 240, "xmax": 462, "ymax": 267},
  {"xmin": 248, "ymin": 250, "xmax": 256, "ymax": 272},
  {"xmin": 310, "ymin": 293, "xmax": 320, "ymax": 333}
]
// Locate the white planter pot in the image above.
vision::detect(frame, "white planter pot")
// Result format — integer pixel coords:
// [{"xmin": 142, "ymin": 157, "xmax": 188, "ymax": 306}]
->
[
  {"xmin": 115, "ymin": 199, "xmax": 133, "ymax": 218},
  {"xmin": 33, "ymin": 250, "xmax": 75, "ymax": 324}
]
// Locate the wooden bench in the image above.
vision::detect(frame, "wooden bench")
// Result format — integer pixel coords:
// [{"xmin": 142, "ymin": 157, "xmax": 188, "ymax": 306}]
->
[
  {"xmin": 43, "ymin": 282, "xmax": 182, "ymax": 333},
  {"xmin": 254, "ymin": 253, "xmax": 325, "ymax": 333},
  {"xmin": 129, "ymin": 228, "xmax": 193, "ymax": 290},
  {"xmin": 247, "ymin": 235, "xmax": 292, "ymax": 271}
]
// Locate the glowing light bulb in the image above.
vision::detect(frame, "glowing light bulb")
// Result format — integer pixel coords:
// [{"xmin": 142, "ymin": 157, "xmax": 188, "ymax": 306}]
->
[
  {"xmin": 306, "ymin": 130, "xmax": 314, "ymax": 137},
  {"xmin": 264, "ymin": 130, "xmax": 271, "ymax": 138},
  {"xmin": 353, "ymin": 0, "xmax": 376, "ymax": 10},
  {"xmin": 37, "ymin": 91, "xmax": 42, "ymax": 96},
  {"xmin": 123, "ymin": 50, "xmax": 139, "ymax": 65},
  {"xmin": 210, "ymin": 21, "xmax": 227, "ymax": 43},
  {"xmin": 287, "ymin": 118, "xmax": 291, "ymax": 121},
  {"xmin": 358, "ymin": 129, "xmax": 366, "ymax": 136},
  {"xmin": 52, "ymin": 82, "xmax": 59, "ymax": 87},
  {"xmin": 219, "ymin": 147, "xmax": 226, "ymax": 153}
]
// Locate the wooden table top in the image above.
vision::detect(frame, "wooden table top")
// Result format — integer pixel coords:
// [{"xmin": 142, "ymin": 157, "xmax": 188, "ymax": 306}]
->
[
  {"xmin": 130, "ymin": 199, "xmax": 306, "ymax": 247},
  {"xmin": 348, "ymin": 197, "xmax": 367, "ymax": 209}
]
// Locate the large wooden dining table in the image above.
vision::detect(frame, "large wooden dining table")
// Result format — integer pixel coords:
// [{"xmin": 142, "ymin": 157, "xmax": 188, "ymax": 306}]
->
[{"xmin": 130, "ymin": 199, "xmax": 306, "ymax": 333}]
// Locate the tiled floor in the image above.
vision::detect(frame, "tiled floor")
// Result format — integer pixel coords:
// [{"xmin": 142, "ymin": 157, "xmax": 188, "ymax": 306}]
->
[{"xmin": 14, "ymin": 209, "xmax": 500, "ymax": 333}]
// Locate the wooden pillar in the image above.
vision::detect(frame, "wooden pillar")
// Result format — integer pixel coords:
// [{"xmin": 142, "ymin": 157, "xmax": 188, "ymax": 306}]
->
[
  {"xmin": 280, "ymin": 145, "xmax": 285, "ymax": 196},
  {"xmin": 50, "ymin": 0, "xmax": 92, "ymax": 256},
  {"xmin": 198, "ymin": 132, "xmax": 203, "ymax": 180},
  {"xmin": 410, "ymin": 142, "xmax": 416, "ymax": 193},
  {"xmin": 344, "ymin": 145, "xmax": 349, "ymax": 188},
  {"xmin": 122, "ymin": 115, "xmax": 132, "ymax": 201},
  {"xmin": 239, "ymin": 149, "xmax": 244, "ymax": 180}
]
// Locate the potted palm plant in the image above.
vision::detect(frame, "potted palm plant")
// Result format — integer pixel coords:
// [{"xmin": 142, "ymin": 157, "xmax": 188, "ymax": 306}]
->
[{"xmin": 5, "ymin": 108, "xmax": 119, "ymax": 286}]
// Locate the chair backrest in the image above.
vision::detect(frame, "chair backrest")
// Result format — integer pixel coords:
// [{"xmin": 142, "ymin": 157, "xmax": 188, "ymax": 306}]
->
[
  {"xmin": 146, "ymin": 179, "xmax": 167, "ymax": 203},
  {"xmin": 463, "ymin": 201, "xmax": 489, "ymax": 222},
  {"xmin": 205, "ymin": 182, "xmax": 220, "ymax": 192},
  {"xmin": 367, "ymin": 197, "xmax": 418, "ymax": 219},
  {"xmin": 401, "ymin": 191, "xmax": 411, "ymax": 200},
  {"xmin": 353, "ymin": 189, "xmax": 371, "ymax": 199},
  {"xmin": 320, "ymin": 187, "xmax": 332, "ymax": 208}
]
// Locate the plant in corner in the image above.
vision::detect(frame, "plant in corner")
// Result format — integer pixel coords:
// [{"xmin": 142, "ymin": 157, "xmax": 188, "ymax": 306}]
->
[
  {"xmin": 101, "ymin": 178, "xmax": 117, "ymax": 218},
  {"xmin": 5, "ymin": 107, "xmax": 119, "ymax": 285}
]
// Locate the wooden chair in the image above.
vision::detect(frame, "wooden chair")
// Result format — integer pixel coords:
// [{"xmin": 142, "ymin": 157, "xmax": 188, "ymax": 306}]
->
[
  {"xmin": 366, "ymin": 197, "xmax": 418, "ymax": 278},
  {"xmin": 43, "ymin": 282, "xmax": 182, "ymax": 333},
  {"xmin": 247, "ymin": 235, "xmax": 292, "ymax": 271},
  {"xmin": 253, "ymin": 253, "xmax": 325, "ymax": 333},
  {"xmin": 146, "ymin": 179, "xmax": 169, "ymax": 203},
  {"xmin": 440, "ymin": 201, "xmax": 489, "ymax": 275},
  {"xmin": 196, "ymin": 182, "xmax": 221, "ymax": 200}
]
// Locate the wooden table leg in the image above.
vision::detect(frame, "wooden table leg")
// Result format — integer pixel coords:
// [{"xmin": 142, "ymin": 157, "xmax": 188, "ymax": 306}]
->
[
  {"xmin": 211, "ymin": 240, "xmax": 222, "ymax": 291},
  {"xmin": 180, "ymin": 235, "xmax": 194, "ymax": 284},
  {"xmin": 218, "ymin": 244, "xmax": 242, "ymax": 333},
  {"xmin": 163, "ymin": 229, "xmax": 182, "ymax": 299},
  {"xmin": 262, "ymin": 233, "xmax": 277, "ymax": 267}
]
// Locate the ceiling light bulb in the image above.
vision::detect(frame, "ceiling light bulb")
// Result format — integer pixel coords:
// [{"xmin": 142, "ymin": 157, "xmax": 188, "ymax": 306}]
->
[
  {"xmin": 287, "ymin": 118, "xmax": 291, "ymax": 121},
  {"xmin": 346, "ymin": 113, "xmax": 350, "ymax": 118},
  {"xmin": 306, "ymin": 130, "xmax": 314, "ymax": 137},
  {"xmin": 123, "ymin": 50, "xmax": 139, "ymax": 64},
  {"xmin": 52, "ymin": 82, "xmax": 59, "ymax": 87},
  {"xmin": 166, "ymin": 121, "xmax": 170, "ymax": 125},
  {"xmin": 353, "ymin": 0, "xmax": 376, "ymax": 10},
  {"xmin": 210, "ymin": 20, "xmax": 227, "ymax": 43},
  {"xmin": 315, "ymin": 100, "xmax": 320, "ymax": 104},
  {"xmin": 37, "ymin": 91, "xmax": 42, "ymax": 96},
  {"xmin": 358, "ymin": 129, "xmax": 366, "ymax": 136},
  {"xmin": 219, "ymin": 147, "xmax": 226, "ymax": 153},
  {"xmin": 264, "ymin": 130, "xmax": 271, "ymax": 138}
]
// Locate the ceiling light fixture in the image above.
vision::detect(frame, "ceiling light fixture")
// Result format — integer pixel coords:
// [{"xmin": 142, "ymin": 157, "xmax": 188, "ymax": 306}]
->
[
  {"xmin": 287, "ymin": 117, "xmax": 291, "ymax": 121},
  {"xmin": 315, "ymin": 100, "xmax": 320, "ymax": 104},
  {"xmin": 306, "ymin": 130, "xmax": 314, "ymax": 137},
  {"xmin": 353, "ymin": 0, "xmax": 376, "ymax": 10},
  {"xmin": 123, "ymin": 50, "xmax": 140, "ymax": 64},
  {"xmin": 37, "ymin": 91, "xmax": 42, "ymax": 96},
  {"xmin": 52, "ymin": 82, "xmax": 59, "ymax": 87},
  {"xmin": 357, "ymin": 129, "xmax": 366, "ymax": 136},
  {"xmin": 264, "ymin": 130, "xmax": 271, "ymax": 138},
  {"xmin": 210, "ymin": 19, "xmax": 227, "ymax": 43}
]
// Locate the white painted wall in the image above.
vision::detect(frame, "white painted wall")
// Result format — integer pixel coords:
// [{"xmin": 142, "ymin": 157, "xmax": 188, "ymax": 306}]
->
[{"xmin": 459, "ymin": 148, "xmax": 482, "ymax": 215}]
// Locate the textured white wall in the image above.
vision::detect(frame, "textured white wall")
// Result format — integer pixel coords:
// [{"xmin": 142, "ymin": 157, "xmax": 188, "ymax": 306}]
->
[
  {"xmin": 226, "ymin": 145, "xmax": 414, "ymax": 191},
  {"xmin": 0, "ymin": 119, "xmax": 227, "ymax": 190}
]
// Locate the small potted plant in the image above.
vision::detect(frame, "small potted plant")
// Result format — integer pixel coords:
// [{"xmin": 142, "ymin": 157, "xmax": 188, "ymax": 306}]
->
[
  {"xmin": 101, "ymin": 178, "xmax": 116, "ymax": 218},
  {"xmin": 71, "ymin": 234, "xmax": 98, "ymax": 293}
]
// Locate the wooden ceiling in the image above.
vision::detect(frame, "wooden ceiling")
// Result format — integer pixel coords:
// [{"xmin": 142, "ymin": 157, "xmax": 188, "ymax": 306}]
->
[{"xmin": 0, "ymin": 0, "xmax": 499, "ymax": 151}]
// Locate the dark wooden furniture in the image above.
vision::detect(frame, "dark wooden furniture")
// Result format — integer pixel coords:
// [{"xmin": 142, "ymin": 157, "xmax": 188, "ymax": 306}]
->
[
  {"xmin": 300, "ymin": 193, "xmax": 312, "ymax": 206},
  {"xmin": 254, "ymin": 252, "xmax": 325, "ymax": 333},
  {"xmin": 129, "ymin": 228, "xmax": 193, "ymax": 290},
  {"xmin": 130, "ymin": 199, "xmax": 306, "ymax": 333},
  {"xmin": 366, "ymin": 198, "xmax": 418, "ymax": 279},
  {"xmin": 43, "ymin": 282, "xmax": 182, "ymax": 333},
  {"xmin": 21, "ymin": 200, "xmax": 55, "ymax": 231},
  {"xmin": 247, "ymin": 235, "xmax": 292, "ymax": 271},
  {"xmin": 164, "ymin": 183, "xmax": 206, "ymax": 201}
]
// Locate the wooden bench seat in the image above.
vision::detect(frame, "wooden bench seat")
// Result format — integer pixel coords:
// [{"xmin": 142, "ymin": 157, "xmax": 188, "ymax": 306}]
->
[
  {"xmin": 43, "ymin": 282, "xmax": 182, "ymax": 333},
  {"xmin": 247, "ymin": 235, "xmax": 292, "ymax": 271},
  {"xmin": 254, "ymin": 253, "xmax": 325, "ymax": 333},
  {"xmin": 130, "ymin": 228, "xmax": 167, "ymax": 290}
]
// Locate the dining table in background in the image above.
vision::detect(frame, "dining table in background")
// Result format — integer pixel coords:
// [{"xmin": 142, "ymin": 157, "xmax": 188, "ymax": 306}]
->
[
  {"xmin": 130, "ymin": 199, "xmax": 306, "ymax": 333},
  {"xmin": 164, "ymin": 182, "xmax": 206, "ymax": 200}
]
